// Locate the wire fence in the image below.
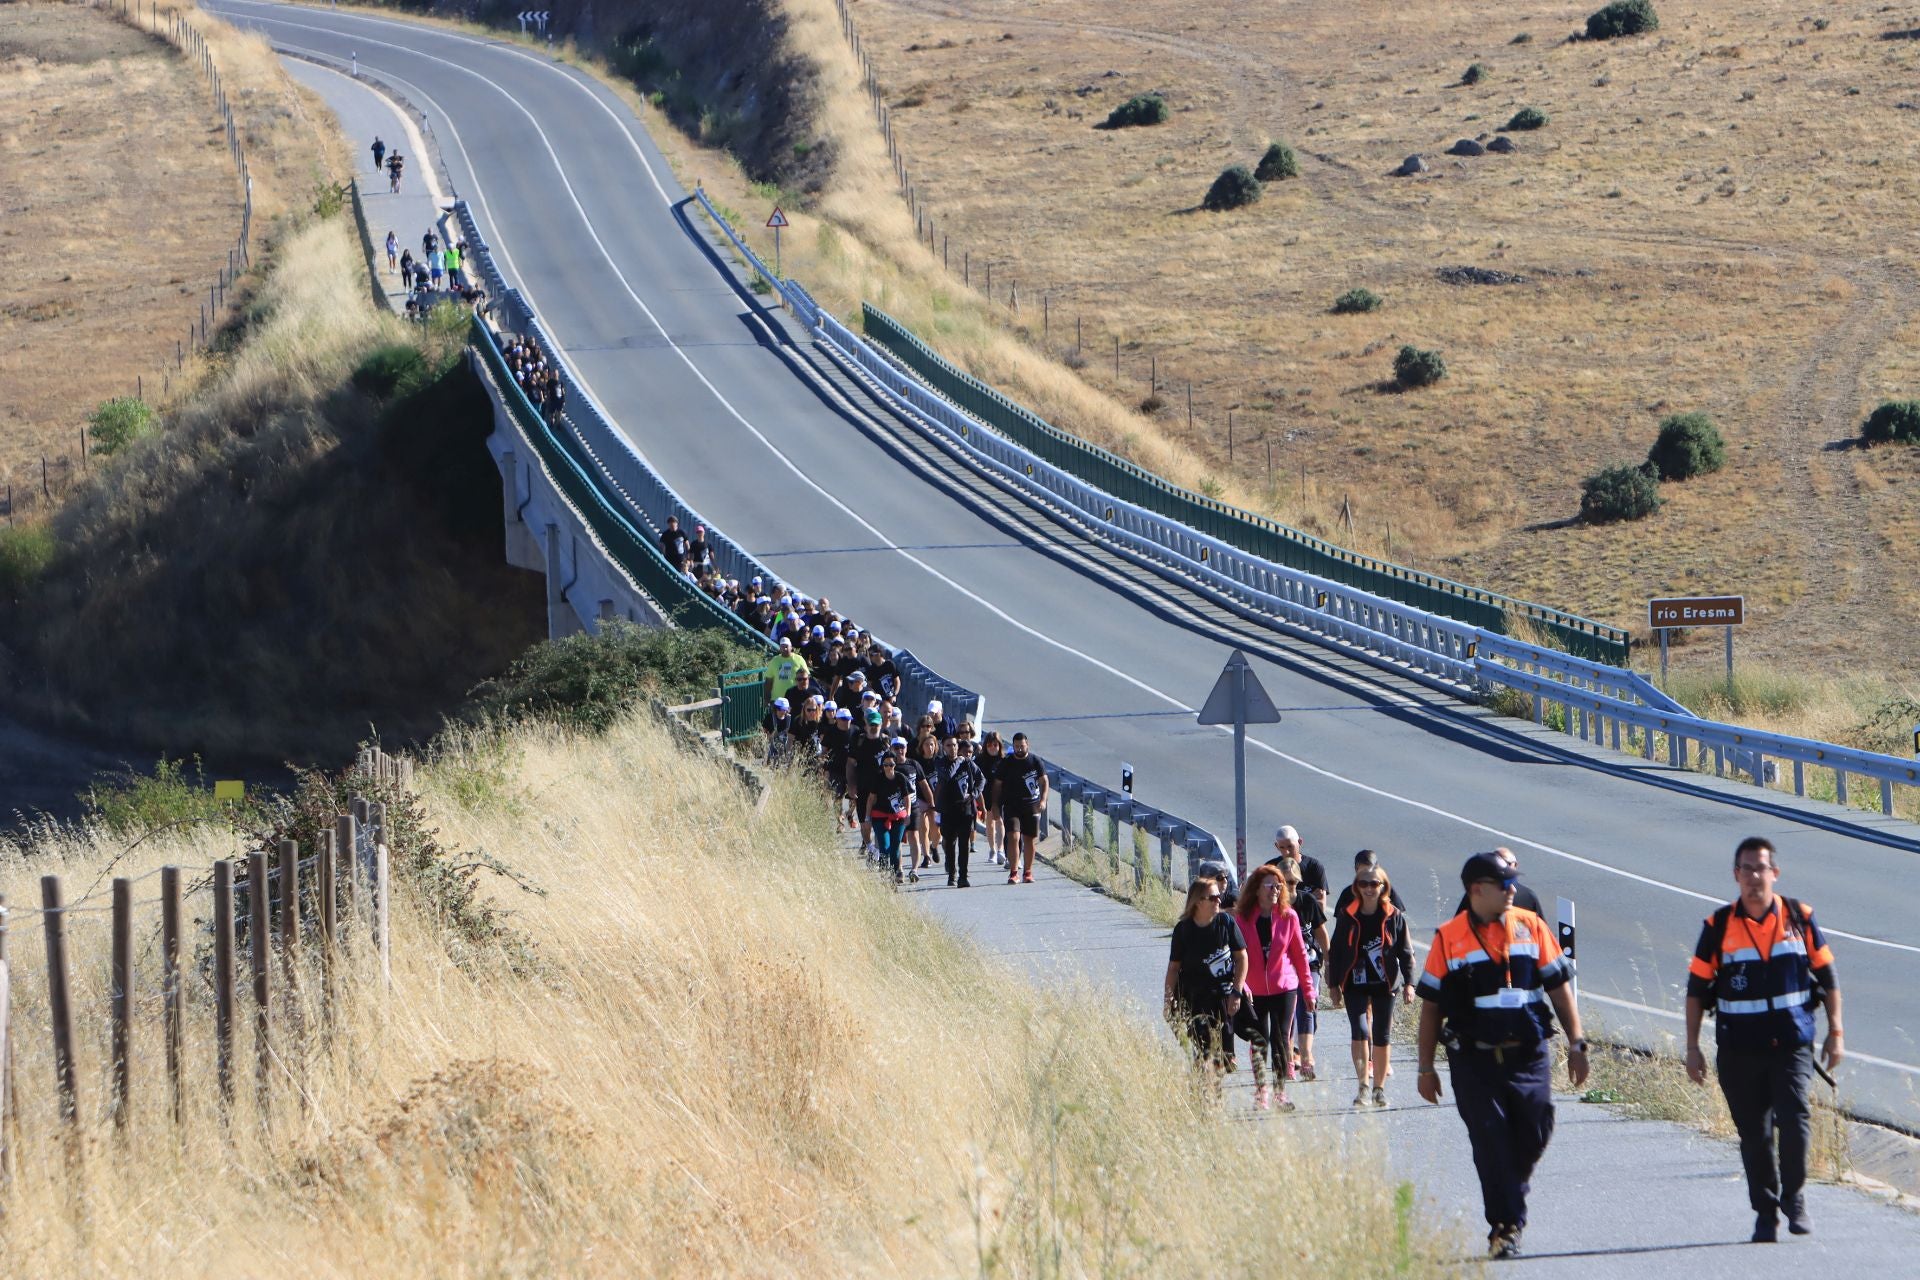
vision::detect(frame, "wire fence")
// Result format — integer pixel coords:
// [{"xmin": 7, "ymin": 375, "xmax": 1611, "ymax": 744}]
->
[
  {"xmin": 0, "ymin": 0, "xmax": 263, "ymax": 527},
  {"xmin": 0, "ymin": 748, "xmax": 409, "ymax": 1193}
]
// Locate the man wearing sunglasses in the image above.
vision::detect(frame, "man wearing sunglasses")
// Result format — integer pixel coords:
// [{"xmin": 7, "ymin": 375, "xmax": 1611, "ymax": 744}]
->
[{"xmin": 1416, "ymin": 853, "xmax": 1588, "ymax": 1261}]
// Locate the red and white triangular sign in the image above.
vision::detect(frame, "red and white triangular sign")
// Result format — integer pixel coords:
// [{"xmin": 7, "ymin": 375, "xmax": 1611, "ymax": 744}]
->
[{"xmin": 766, "ymin": 207, "xmax": 790, "ymax": 229}]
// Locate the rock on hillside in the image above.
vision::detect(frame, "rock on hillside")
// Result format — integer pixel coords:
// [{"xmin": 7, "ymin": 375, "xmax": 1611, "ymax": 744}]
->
[{"xmin": 429, "ymin": 0, "xmax": 834, "ymax": 194}]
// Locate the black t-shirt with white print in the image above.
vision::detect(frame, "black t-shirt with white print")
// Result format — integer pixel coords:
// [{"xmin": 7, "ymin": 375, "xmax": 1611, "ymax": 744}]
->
[
  {"xmin": 996, "ymin": 753, "xmax": 1047, "ymax": 815},
  {"xmin": 1169, "ymin": 914, "xmax": 1246, "ymax": 1009}
]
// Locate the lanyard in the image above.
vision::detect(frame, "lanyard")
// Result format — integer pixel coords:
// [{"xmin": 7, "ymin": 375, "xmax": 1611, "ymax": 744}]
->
[{"xmin": 1465, "ymin": 913, "xmax": 1514, "ymax": 988}]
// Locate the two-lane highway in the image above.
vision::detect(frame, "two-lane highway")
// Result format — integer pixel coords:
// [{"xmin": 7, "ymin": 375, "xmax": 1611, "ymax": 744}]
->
[{"xmin": 214, "ymin": 0, "xmax": 1920, "ymax": 1125}]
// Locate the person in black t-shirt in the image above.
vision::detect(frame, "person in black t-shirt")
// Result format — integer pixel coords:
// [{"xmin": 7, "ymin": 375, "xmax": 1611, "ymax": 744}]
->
[
  {"xmin": 657, "ymin": 515, "xmax": 691, "ymax": 573},
  {"xmin": 990, "ymin": 732, "xmax": 1048, "ymax": 884},
  {"xmin": 1265, "ymin": 824, "xmax": 1327, "ymax": 910},
  {"xmin": 976, "ymin": 732, "xmax": 1006, "ymax": 868},
  {"xmin": 931, "ymin": 737, "xmax": 987, "ymax": 887},
  {"xmin": 822, "ymin": 708, "xmax": 855, "ymax": 825},
  {"xmin": 1332, "ymin": 849, "xmax": 1411, "ymax": 918},
  {"xmin": 1279, "ymin": 857, "xmax": 1329, "ymax": 1080},
  {"xmin": 866, "ymin": 756, "xmax": 915, "ymax": 883},
  {"xmin": 847, "ymin": 715, "xmax": 893, "ymax": 856},
  {"xmin": 1164, "ymin": 875, "xmax": 1249, "ymax": 1078}
]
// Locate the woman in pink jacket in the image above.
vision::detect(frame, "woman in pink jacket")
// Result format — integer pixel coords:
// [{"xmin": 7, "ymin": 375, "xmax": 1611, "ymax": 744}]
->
[{"xmin": 1232, "ymin": 863, "xmax": 1315, "ymax": 1111}]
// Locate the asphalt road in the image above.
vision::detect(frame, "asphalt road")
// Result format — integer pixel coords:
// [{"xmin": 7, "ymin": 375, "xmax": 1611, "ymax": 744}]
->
[{"xmin": 216, "ymin": 0, "xmax": 1920, "ymax": 1130}]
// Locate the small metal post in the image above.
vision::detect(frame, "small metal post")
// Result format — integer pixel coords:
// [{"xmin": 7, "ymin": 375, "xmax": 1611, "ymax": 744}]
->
[
  {"xmin": 1725, "ymin": 625, "xmax": 1734, "ymax": 699},
  {"xmin": 1659, "ymin": 627, "xmax": 1669, "ymax": 687}
]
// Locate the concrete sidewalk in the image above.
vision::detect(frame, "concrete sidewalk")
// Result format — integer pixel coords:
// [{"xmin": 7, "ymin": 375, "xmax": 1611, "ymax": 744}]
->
[
  {"xmin": 281, "ymin": 55, "xmax": 449, "ymax": 312},
  {"xmin": 903, "ymin": 846, "xmax": 1920, "ymax": 1273}
]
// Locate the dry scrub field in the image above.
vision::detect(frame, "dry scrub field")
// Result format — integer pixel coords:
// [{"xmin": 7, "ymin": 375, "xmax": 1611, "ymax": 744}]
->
[
  {"xmin": 0, "ymin": 2, "xmax": 237, "ymax": 496},
  {"xmin": 838, "ymin": 0, "xmax": 1920, "ymax": 672}
]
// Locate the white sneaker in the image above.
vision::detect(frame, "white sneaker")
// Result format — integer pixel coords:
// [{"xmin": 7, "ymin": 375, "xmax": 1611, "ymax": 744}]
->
[{"xmin": 1353, "ymin": 1085, "xmax": 1370, "ymax": 1108}]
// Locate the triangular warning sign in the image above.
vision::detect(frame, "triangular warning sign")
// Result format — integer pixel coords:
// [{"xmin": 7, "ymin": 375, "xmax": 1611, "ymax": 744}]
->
[
  {"xmin": 766, "ymin": 207, "xmax": 790, "ymax": 229},
  {"xmin": 1195, "ymin": 650, "xmax": 1282, "ymax": 726}
]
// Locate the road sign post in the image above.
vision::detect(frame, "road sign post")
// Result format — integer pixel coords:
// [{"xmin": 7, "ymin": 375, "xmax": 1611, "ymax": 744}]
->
[
  {"xmin": 1649, "ymin": 595, "xmax": 1743, "ymax": 696},
  {"xmin": 765, "ymin": 206, "xmax": 789, "ymax": 293},
  {"xmin": 1556, "ymin": 897, "xmax": 1577, "ymax": 1000},
  {"xmin": 1121, "ymin": 763, "xmax": 1134, "ymax": 795},
  {"xmin": 1197, "ymin": 649, "xmax": 1281, "ymax": 880}
]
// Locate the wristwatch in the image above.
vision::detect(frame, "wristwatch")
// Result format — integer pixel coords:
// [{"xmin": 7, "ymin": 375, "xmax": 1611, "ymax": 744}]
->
[{"xmin": 1568, "ymin": 1038, "xmax": 1589, "ymax": 1054}]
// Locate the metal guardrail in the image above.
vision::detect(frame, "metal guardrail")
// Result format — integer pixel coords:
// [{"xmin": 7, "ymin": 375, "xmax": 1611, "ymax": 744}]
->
[
  {"xmin": 861, "ymin": 305, "xmax": 1631, "ymax": 666},
  {"xmin": 688, "ymin": 191, "xmax": 1920, "ymax": 825}
]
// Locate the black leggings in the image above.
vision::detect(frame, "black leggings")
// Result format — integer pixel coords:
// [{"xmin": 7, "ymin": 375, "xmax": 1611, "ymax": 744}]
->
[
  {"xmin": 1248, "ymin": 992, "xmax": 1298, "ymax": 1083},
  {"xmin": 940, "ymin": 808, "xmax": 974, "ymax": 881},
  {"xmin": 1344, "ymin": 983, "xmax": 1396, "ymax": 1046},
  {"xmin": 1187, "ymin": 998, "xmax": 1289, "ymax": 1085}
]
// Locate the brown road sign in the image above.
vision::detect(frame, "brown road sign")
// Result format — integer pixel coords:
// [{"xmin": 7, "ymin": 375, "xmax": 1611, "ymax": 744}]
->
[{"xmin": 1649, "ymin": 595, "xmax": 1744, "ymax": 628}]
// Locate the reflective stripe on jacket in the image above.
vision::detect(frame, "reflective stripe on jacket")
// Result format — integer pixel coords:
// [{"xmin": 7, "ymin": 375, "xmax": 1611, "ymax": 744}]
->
[
  {"xmin": 1416, "ymin": 907, "xmax": 1569, "ymax": 1046},
  {"xmin": 1686, "ymin": 898, "xmax": 1834, "ymax": 1051}
]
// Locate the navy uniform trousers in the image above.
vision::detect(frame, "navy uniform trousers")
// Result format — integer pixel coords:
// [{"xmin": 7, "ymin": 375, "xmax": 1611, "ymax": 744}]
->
[{"xmin": 1448, "ymin": 1042, "xmax": 1556, "ymax": 1230}]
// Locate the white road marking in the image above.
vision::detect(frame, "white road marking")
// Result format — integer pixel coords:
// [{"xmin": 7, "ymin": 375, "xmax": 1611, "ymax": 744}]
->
[{"xmin": 229, "ymin": 2, "xmax": 1920, "ymax": 961}]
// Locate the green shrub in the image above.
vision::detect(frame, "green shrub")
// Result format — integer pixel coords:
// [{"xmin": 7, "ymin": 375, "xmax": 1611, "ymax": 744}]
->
[
  {"xmin": 1332, "ymin": 287, "xmax": 1383, "ymax": 314},
  {"xmin": 1505, "ymin": 106, "xmax": 1549, "ymax": 131},
  {"xmin": 88, "ymin": 396, "xmax": 155, "ymax": 455},
  {"xmin": 352, "ymin": 343, "xmax": 430, "ymax": 399},
  {"xmin": 1393, "ymin": 344, "xmax": 1447, "ymax": 388},
  {"xmin": 1462, "ymin": 62, "xmax": 1488, "ymax": 85},
  {"xmin": 311, "ymin": 181, "xmax": 345, "ymax": 220},
  {"xmin": 1102, "ymin": 94, "xmax": 1169, "ymax": 129},
  {"xmin": 1202, "ymin": 165, "xmax": 1262, "ymax": 211},
  {"xmin": 1580, "ymin": 463, "xmax": 1662, "ymax": 522},
  {"xmin": 82, "ymin": 755, "xmax": 251, "ymax": 836},
  {"xmin": 1862, "ymin": 400, "xmax": 1920, "ymax": 444},
  {"xmin": 1255, "ymin": 141, "xmax": 1300, "ymax": 181},
  {"xmin": 0, "ymin": 522, "xmax": 55, "ymax": 595},
  {"xmin": 465, "ymin": 621, "xmax": 765, "ymax": 734},
  {"xmin": 1646, "ymin": 412, "xmax": 1726, "ymax": 480},
  {"xmin": 1586, "ymin": 0, "xmax": 1658, "ymax": 40}
]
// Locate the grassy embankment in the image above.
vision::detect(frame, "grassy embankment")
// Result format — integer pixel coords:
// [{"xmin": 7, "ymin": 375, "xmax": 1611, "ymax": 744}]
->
[
  {"xmin": 0, "ymin": 0, "xmax": 543, "ymax": 767},
  {"xmin": 0, "ymin": 708, "xmax": 1460, "ymax": 1275}
]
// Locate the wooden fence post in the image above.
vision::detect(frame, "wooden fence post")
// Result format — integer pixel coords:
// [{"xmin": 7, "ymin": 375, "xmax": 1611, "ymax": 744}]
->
[
  {"xmin": 247, "ymin": 852, "xmax": 271, "ymax": 1129},
  {"xmin": 111, "ymin": 878, "xmax": 132, "ymax": 1130},
  {"xmin": 0, "ymin": 890, "xmax": 11, "ymax": 1199},
  {"xmin": 161, "ymin": 867, "xmax": 183, "ymax": 1127},
  {"xmin": 376, "ymin": 830, "xmax": 391, "ymax": 996},
  {"xmin": 213, "ymin": 860, "xmax": 235, "ymax": 1120},
  {"xmin": 336, "ymin": 812, "xmax": 359, "ymax": 938},
  {"xmin": 318, "ymin": 829, "xmax": 337, "ymax": 1037},
  {"xmin": 40, "ymin": 877, "xmax": 78, "ymax": 1129}
]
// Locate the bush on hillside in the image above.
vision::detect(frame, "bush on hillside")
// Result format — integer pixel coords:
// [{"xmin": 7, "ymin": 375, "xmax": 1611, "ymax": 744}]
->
[
  {"xmin": 1462, "ymin": 62, "xmax": 1488, "ymax": 85},
  {"xmin": 1202, "ymin": 165, "xmax": 1262, "ymax": 211},
  {"xmin": 0, "ymin": 523, "xmax": 55, "ymax": 597},
  {"xmin": 88, "ymin": 396, "xmax": 155, "ymax": 456},
  {"xmin": 1332, "ymin": 287, "xmax": 1383, "ymax": 314},
  {"xmin": 1393, "ymin": 344, "xmax": 1447, "ymax": 388},
  {"xmin": 466, "ymin": 622, "xmax": 766, "ymax": 733},
  {"xmin": 1580, "ymin": 462, "xmax": 1662, "ymax": 522},
  {"xmin": 1102, "ymin": 93, "xmax": 1169, "ymax": 129},
  {"xmin": 81, "ymin": 755, "xmax": 256, "ymax": 836},
  {"xmin": 1586, "ymin": 0, "xmax": 1659, "ymax": 40},
  {"xmin": 1862, "ymin": 400, "xmax": 1920, "ymax": 444},
  {"xmin": 1646, "ymin": 411, "xmax": 1726, "ymax": 480},
  {"xmin": 1255, "ymin": 141, "xmax": 1300, "ymax": 181},
  {"xmin": 1505, "ymin": 106, "xmax": 1549, "ymax": 131},
  {"xmin": 352, "ymin": 344, "xmax": 431, "ymax": 399}
]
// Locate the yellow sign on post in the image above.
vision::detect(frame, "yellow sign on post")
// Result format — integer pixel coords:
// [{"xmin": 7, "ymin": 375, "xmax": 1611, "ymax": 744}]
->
[{"xmin": 213, "ymin": 780, "xmax": 245, "ymax": 802}]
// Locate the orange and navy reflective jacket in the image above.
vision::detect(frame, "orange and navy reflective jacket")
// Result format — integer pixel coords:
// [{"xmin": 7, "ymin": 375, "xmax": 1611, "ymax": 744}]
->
[
  {"xmin": 1686, "ymin": 897, "xmax": 1835, "ymax": 1051},
  {"xmin": 1416, "ymin": 907, "xmax": 1570, "ymax": 1046}
]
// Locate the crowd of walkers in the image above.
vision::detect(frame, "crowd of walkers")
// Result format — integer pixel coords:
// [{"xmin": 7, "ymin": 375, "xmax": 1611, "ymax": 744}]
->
[
  {"xmin": 370, "ymin": 137, "xmax": 486, "ymax": 321},
  {"xmin": 497, "ymin": 332, "xmax": 566, "ymax": 419}
]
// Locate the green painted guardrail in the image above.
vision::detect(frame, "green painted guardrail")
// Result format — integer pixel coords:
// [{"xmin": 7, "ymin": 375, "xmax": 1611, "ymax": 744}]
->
[
  {"xmin": 472, "ymin": 316, "xmax": 776, "ymax": 654},
  {"xmin": 861, "ymin": 305, "xmax": 1629, "ymax": 665}
]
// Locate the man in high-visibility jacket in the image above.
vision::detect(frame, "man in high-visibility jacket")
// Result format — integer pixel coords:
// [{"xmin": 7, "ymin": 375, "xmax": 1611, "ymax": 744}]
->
[
  {"xmin": 1684, "ymin": 836, "xmax": 1843, "ymax": 1243},
  {"xmin": 1417, "ymin": 852, "xmax": 1588, "ymax": 1260}
]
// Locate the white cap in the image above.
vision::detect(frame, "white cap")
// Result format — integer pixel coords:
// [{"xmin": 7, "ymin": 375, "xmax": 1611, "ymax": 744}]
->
[
  {"xmin": 773, "ymin": 697, "xmax": 790, "ymax": 710},
  {"xmin": 808, "ymin": 694, "xmax": 824, "ymax": 707},
  {"xmin": 834, "ymin": 708, "xmax": 852, "ymax": 720},
  {"xmin": 1275, "ymin": 824, "xmax": 1300, "ymax": 842},
  {"xmin": 862, "ymin": 690, "xmax": 879, "ymax": 703},
  {"xmin": 890, "ymin": 736, "xmax": 908, "ymax": 748},
  {"xmin": 928, "ymin": 699, "xmax": 943, "ymax": 714}
]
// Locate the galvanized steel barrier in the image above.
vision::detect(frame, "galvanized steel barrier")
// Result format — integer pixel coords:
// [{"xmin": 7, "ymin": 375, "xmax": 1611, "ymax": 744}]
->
[
  {"xmin": 689, "ymin": 190, "xmax": 1920, "ymax": 825},
  {"xmin": 861, "ymin": 306, "xmax": 1630, "ymax": 665}
]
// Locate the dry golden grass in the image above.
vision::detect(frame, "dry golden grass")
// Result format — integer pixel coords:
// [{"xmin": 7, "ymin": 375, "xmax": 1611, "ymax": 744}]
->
[
  {"xmin": 0, "ymin": 711, "xmax": 1464, "ymax": 1274},
  {"xmin": 809, "ymin": 0, "xmax": 1920, "ymax": 675},
  {"xmin": 0, "ymin": 0, "xmax": 349, "ymax": 506}
]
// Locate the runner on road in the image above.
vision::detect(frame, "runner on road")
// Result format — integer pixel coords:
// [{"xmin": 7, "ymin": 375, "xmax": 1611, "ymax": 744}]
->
[
  {"xmin": 384, "ymin": 230, "xmax": 398, "ymax": 271},
  {"xmin": 977, "ymin": 732, "xmax": 1006, "ymax": 867},
  {"xmin": 371, "ymin": 134, "xmax": 385, "ymax": 171},
  {"xmin": 991, "ymin": 732, "xmax": 1048, "ymax": 884},
  {"xmin": 387, "ymin": 151, "xmax": 404, "ymax": 193}
]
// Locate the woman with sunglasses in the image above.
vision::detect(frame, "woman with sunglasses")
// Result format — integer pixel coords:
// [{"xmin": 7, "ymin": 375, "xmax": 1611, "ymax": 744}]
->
[
  {"xmin": 1164, "ymin": 876, "xmax": 1249, "ymax": 1082},
  {"xmin": 1327, "ymin": 862, "xmax": 1415, "ymax": 1107},
  {"xmin": 1232, "ymin": 864, "xmax": 1313, "ymax": 1110},
  {"xmin": 866, "ymin": 755, "xmax": 916, "ymax": 885}
]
